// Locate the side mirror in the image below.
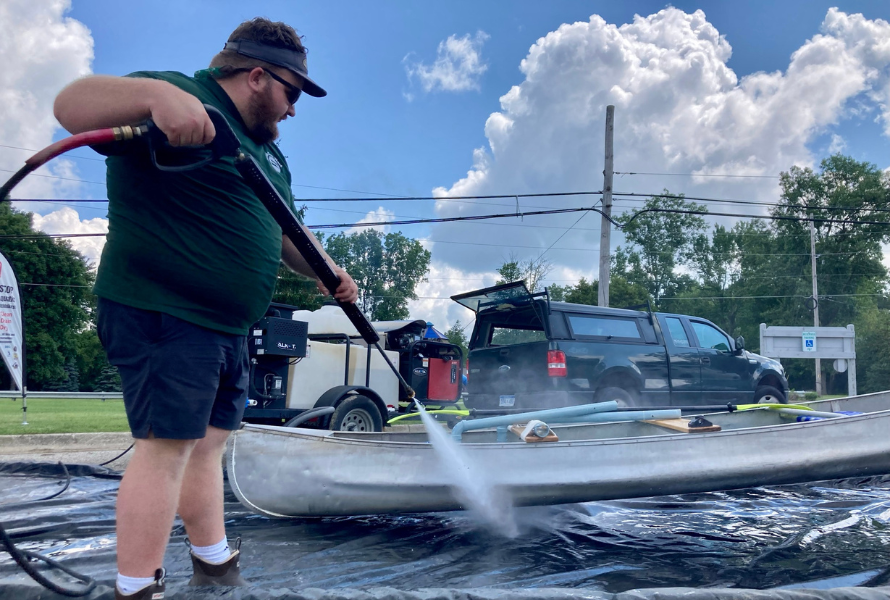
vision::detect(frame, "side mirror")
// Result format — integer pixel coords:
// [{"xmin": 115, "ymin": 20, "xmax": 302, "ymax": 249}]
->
[{"xmin": 735, "ymin": 336, "xmax": 745, "ymax": 354}]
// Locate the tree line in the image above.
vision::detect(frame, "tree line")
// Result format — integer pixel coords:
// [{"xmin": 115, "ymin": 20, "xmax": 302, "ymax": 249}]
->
[{"xmin": 2, "ymin": 154, "xmax": 889, "ymax": 394}]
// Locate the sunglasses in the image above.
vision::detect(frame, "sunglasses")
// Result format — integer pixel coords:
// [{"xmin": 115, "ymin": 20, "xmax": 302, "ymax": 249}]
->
[{"xmin": 264, "ymin": 69, "xmax": 302, "ymax": 105}]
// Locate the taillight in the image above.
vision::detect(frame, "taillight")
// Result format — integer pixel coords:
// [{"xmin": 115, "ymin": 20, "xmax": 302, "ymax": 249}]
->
[{"xmin": 547, "ymin": 350, "xmax": 567, "ymax": 377}]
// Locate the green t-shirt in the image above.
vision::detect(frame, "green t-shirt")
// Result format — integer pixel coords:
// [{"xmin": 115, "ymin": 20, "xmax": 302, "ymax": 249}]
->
[{"xmin": 94, "ymin": 70, "xmax": 294, "ymax": 335}]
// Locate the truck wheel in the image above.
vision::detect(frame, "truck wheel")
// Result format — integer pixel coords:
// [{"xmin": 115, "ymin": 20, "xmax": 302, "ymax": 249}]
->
[
  {"xmin": 595, "ymin": 386, "xmax": 638, "ymax": 408},
  {"xmin": 330, "ymin": 395, "xmax": 384, "ymax": 432},
  {"xmin": 754, "ymin": 386, "xmax": 786, "ymax": 404}
]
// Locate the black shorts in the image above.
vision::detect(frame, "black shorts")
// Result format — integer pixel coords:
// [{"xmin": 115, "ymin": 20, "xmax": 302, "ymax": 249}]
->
[{"xmin": 97, "ymin": 297, "xmax": 249, "ymax": 439}]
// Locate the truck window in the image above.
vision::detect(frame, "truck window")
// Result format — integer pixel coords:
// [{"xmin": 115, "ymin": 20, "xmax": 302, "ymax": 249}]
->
[
  {"xmin": 490, "ymin": 326, "xmax": 547, "ymax": 346},
  {"xmin": 567, "ymin": 315, "xmax": 641, "ymax": 339},
  {"xmin": 665, "ymin": 317, "xmax": 691, "ymax": 347},
  {"xmin": 691, "ymin": 321, "xmax": 731, "ymax": 352}
]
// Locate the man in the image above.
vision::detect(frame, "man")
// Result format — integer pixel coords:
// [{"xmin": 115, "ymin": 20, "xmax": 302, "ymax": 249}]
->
[{"xmin": 53, "ymin": 18, "xmax": 355, "ymax": 600}]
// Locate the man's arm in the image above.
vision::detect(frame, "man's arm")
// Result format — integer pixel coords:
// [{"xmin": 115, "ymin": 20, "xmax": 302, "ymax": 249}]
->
[
  {"xmin": 282, "ymin": 234, "xmax": 358, "ymax": 304},
  {"xmin": 54, "ymin": 75, "xmax": 215, "ymax": 146}
]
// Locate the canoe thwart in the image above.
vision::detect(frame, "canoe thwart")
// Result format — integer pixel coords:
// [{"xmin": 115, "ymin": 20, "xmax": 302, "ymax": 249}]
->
[{"xmin": 645, "ymin": 416, "xmax": 721, "ymax": 433}]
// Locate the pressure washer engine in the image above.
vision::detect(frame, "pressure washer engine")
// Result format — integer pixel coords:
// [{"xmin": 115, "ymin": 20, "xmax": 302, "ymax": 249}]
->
[{"xmin": 247, "ymin": 303, "xmax": 309, "ymax": 411}]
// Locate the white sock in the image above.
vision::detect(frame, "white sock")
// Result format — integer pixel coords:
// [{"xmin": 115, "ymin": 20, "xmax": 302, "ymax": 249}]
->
[
  {"xmin": 116, "ymin": 573, "xmax": 156, "ymax": 595},
  {"xmin": 190, "ymin": 537, "xmax": 231, "ymax": 563}
]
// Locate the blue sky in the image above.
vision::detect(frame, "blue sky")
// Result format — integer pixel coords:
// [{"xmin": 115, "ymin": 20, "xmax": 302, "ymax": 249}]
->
[{"xmin": 3, "ymin": 1, "xmax": 890, "ymax": 328}]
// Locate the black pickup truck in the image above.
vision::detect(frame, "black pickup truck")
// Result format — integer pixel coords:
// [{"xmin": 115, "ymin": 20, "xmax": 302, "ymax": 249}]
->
[{"xmin": 452, "ymin": 282, "xmax": 789, "ymax": 411}]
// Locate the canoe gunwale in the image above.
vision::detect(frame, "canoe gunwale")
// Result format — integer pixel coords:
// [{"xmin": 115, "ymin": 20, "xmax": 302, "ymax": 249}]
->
[{"xmin": 236, "ymin": 404, "xmax": 890, "ymax": 451}]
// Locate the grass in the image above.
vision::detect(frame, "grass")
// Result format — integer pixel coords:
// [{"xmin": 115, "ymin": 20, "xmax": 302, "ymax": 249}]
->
[{"xmin": 0, "ymin": 398, "xmax": 129, "ymax": 435}]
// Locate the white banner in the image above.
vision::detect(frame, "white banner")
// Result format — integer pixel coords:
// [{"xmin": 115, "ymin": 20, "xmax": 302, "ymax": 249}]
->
[{"xmin": 0, "ymin": 251, "xmax": 24, "ymax": 392}]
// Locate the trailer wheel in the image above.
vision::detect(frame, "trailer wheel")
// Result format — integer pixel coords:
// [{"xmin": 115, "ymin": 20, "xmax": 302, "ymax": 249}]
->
[{"xmin": 330, "ymin": 395, "xmax": 384, "ymax": 432}]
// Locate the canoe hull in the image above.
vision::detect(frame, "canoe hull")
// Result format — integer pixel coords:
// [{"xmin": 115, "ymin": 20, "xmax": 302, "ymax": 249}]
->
[{"xmin": 226, "ymin": 394, "xmax": 890, "ymax": 518}]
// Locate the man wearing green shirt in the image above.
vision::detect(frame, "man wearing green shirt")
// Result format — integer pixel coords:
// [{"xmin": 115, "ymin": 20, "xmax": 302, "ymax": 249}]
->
[{"xmin": 54, "ymin": 18, "xmax": 356, "ymax": 599}]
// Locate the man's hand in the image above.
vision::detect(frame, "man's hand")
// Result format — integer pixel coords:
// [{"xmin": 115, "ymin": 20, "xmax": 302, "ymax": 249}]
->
[
  {"xmin": 149, "ymin": 88, "xmax": 216, "ymax": 147},
  {"xmin": 317, "ymin": 266, "xmax": 358, "ymax": 304},
  {"xmin": 53, "ymin": 75, "xmax": 215, "ymax": 143}
]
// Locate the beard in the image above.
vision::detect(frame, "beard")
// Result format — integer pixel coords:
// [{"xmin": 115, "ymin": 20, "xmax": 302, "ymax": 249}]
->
[{"xmin": 245, "ymin": 87, "xmax": 281, "ymax": 145}]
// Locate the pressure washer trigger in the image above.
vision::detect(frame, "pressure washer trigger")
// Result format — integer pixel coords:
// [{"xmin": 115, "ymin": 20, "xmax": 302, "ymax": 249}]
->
[
  {"xmin": 142, "ymin": 104, "xmax": 241, "ymax": 172},
  {"xmin": 203, "ymin": 104, "xmax": 241, "ymax": 158}
]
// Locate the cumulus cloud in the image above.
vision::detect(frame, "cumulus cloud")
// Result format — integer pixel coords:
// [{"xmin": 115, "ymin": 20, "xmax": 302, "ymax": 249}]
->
[
  {"xmin": 0, "ymin": 0, "xmax": 98, "ymax": 262},
  {"xmin": 31, "ymin": 206, "xmax": 107, "ymax": 267},
  {"xmin": 408, "ymin": 259, "xmax": 499, "ymax": 332},
  {"xmin": 0, "ymin": 0, "xmax": 93, "ymax": 200},
  {"xmin": 404, "ymin": 31, "xmax": 490, "ymax": 94},
  {"xmin": 421, "ymin": 7, "xmax": 890, "ymax": 311},
  {"xmin": 344, "ymin": 207, "xmax": 397, "ymax": 235}
]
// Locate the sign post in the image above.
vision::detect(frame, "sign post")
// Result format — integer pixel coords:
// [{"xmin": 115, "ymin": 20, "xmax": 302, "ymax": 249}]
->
[{"xmin": 0, "ymin": 251, "xmax": 26, "ymax": 424}]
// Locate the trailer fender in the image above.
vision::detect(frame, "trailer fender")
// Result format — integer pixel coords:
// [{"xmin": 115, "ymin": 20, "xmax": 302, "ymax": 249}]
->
[{"xmin": 313, "ymin": 386, "xmax": 389, "ymax": 427}]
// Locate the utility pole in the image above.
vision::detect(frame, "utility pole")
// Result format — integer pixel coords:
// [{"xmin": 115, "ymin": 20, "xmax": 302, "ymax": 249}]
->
[
  {"xmin": 598, "ymin": 105, "xmax": 614, "ymax": 307},
  {"xmin": 809, "ymin": 214, "xmax": 822, "ymax": 396}
]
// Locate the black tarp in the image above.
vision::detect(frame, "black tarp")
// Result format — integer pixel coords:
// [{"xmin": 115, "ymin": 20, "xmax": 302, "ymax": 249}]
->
[{"xmin": 3, "ymin": 462, "xmax": 890, "ymax": 599}]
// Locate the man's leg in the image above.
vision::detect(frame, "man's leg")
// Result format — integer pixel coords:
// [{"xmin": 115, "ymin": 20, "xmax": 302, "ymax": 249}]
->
[
  {"xmin": 116, "ymin": 436, "xmax": 198, "ymax": 578},
  {"xmin": 177, "ymin": 425, "xmax": 231, "ymax": 545}
]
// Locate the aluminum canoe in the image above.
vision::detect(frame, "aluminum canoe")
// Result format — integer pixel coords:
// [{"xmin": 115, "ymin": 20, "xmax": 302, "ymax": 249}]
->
[{"xmin": 226, "ymin": 391, "xmax": 890, "ymax": 518}]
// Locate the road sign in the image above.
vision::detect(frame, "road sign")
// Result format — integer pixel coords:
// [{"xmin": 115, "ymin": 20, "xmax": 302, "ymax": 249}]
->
[{"xmin": 802, "ymin": 331, "xmax": 816, "ymax": 352}]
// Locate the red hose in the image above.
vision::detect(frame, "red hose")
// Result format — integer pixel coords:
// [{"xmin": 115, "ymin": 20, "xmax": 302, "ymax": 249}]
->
[{"xmin": 25, "ymin": 129, "xmax": 119, "ymax": 168}]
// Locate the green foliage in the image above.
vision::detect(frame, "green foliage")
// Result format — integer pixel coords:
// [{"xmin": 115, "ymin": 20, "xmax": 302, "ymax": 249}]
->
[
  {"xmin": 495, "ymin": 254, "xmax": 552, "ymax": 292},
  {"xmin": 44, "ymin": 358, "xmax": 79, "ymax": 392},
  {"xmin": 549, "ymin": 276, "xmax": 650, "ymax": 310},
  {"xmin": 445, "ymin": 321, "xmax": 469, "ymax": 358},
  {"xmin": 0, "ymin": 203, "xmax": 94, "ymax": 390},
  {"xmin": 323, "ymin": 229, "xmax": 431, "ymax": 321},
  {"xmin": 614, "ymin": 191, "xmax": 708, "ymax": 304},
  {"xmin": 94, "ymin": 363, "xmax": 122, "ymax": 393},
  {"xmin": 855, "ymin": 307, "xmax": 890, "ymax": 394},
  {"xmin": 271, "ymin": 262, "xmax": 325, "ymax": 311}
]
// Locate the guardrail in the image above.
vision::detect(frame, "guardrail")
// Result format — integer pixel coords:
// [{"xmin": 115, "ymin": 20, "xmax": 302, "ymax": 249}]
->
[{"xmin": 0, "ymin": 391, "xmax": 123, "ymax": 400}]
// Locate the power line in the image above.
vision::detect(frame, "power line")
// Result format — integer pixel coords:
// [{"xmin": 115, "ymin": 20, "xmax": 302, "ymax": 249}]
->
[
  {"xmin": 0, "ymin": 167, "xmax": 107, "ymax": 186},
  {"xmin": 614, "ymin": 171, "xmax": 781, "ymax": 179},
  {"xmin": 298, "ymin": 191, "xmax": 604, "ymax": 203}
]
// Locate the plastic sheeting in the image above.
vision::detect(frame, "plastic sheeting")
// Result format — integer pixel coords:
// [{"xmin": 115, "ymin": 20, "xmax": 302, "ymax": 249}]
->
[{"xmin": 3, "ymin": 462, "xmax": 890, "ymax": 599}]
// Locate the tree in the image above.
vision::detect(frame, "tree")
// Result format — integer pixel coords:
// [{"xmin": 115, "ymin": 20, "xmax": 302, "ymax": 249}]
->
[
  {"xmin": 445, "ymin": 321, "xmax": 469, "ymax": 358},
  {"xmin": 270, "ymin": 263, "xmax": 325, "ymax": 311},
  {"xmin": 552, "ymin": 276, "xmax": 651, "ymax": 310},
  {"xmin": 614, "ymin": 192, "xmax": 708, "ymax": 304},
  {"xmin": 0, "ymin": 204, "xmax": 94, "ymax": 389},
  {"xmin": 323, "ymin": 229, "xmax": 431, "ymax": 321},
  {"xmin": 94, "ymin": 363, "xmax": 122, "ymax": 392},
  {"xmin": 495, "ymin": 253, "xmax": 552, "ymax": 292}
]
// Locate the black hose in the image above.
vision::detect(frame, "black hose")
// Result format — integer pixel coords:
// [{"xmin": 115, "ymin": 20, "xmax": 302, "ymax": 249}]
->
[
  {"xmin": 98, "ymin": 443, "xmax": 134, "ymax": 467},
  {"xmin": 0, "ymin": 522, "xmax": 97, "ymax": 596},
  {"xmin": 0, "ymin": 464, "xmax": 97, "ymax": 596},
  {"xmin": 31, "ymin": 462, "xmax": 71, "ymax": 502}
]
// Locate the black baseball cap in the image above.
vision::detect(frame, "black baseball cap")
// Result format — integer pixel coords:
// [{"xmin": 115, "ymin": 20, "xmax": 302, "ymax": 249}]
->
[{"xmin": 223, "ymin": 39, "xmax": 327, "ymax": 97}]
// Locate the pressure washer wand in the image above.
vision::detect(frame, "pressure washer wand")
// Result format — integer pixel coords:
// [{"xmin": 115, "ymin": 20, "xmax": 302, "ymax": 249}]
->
[{"xmin": 231, "ymin": 151, "xmax": 416, "ymax": 399}]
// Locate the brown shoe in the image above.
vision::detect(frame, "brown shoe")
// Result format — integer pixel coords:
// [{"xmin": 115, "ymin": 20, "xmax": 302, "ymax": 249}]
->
[
  {"xmin": 114, "ymin": 568, "xmax": 165, "ymax": 599},
  {"xmin": 188, "ymin": 538, "xmax": 247, "ymax": 586}
]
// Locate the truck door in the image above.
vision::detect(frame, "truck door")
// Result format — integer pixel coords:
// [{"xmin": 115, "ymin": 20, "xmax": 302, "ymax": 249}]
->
[
  {"xmin": 658, "ymin": 315, "xmax": 701, "ymax": 405},
  {"xmin": 688, "ymin": 319, "xmax": 750, "ymax": 402}
]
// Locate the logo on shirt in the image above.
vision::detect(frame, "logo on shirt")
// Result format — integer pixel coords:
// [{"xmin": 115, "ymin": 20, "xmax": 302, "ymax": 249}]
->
[{"xmin": 265, "ymin": 152, "xmax": 282, "ymax": 173}]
